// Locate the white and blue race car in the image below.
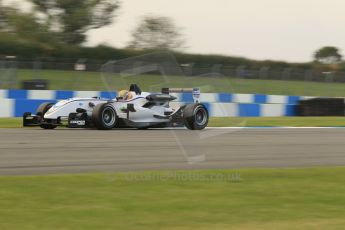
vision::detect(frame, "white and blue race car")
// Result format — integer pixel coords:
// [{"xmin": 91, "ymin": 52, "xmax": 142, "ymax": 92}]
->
[{"xmin": 23, "ymin": 84, "xmax": 209, "ymax": 130}]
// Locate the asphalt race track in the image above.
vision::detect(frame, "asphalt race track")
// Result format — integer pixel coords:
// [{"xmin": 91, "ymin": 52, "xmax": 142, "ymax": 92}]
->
[{"xmin": 1, "ymin": 128, "xmax": 345, "ymax": 175}]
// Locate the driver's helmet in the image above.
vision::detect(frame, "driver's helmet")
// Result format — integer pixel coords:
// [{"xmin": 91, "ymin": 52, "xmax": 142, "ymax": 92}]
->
[
  {"xmin": 118, "ymin": 90, "xmax": 129, "ymax": 99},
  {"xmin": 118, "ymin": 90, "xmax": 134, "ymax": 100}
]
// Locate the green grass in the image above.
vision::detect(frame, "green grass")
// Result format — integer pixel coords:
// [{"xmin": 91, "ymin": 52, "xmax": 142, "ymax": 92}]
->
[
  {"xmin": 1, "ymin": 167, "xmax": 345, "ymax": 229},
  {"xmin": 1, "ymin": 69, "xmax": 345, "ymax": 96},
  {"xmin": 0, "ymin": 118, "xmax": 22, "ymax": 128},
  {"xmin": 209, "ymin": 117, "xmax": 345, "ymax": 127},
  {"xmin": 2, "ymin": 117, "xmax": 345, "ymax": 128}
]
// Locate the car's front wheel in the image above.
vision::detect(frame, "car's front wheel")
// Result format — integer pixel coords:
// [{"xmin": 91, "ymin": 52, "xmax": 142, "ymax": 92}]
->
[
  {"xmin": 92, "ymin": 103, "xmax": 117, "ymax": 130},
  {"xmin": 36, "ymin": 102, "xmax": 57, "ymax": 129}
]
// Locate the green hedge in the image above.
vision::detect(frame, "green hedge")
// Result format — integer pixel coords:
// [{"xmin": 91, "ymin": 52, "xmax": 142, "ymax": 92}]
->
[{"xmin": 0, "ymin": 35, "xmax": 314, "ymax": 69}]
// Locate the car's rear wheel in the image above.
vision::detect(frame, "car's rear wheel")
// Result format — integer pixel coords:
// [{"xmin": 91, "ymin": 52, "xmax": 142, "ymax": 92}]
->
[
  {"xmin": 92, "ymin": 103, "xmax": 117, "ymax": 130},
  {"xmin": 36, "ymin": 102, "xmax": 57, "ymax": 129},
  {"xmin": 183, "ymin": 104, "xmax": 209, "ymax": 130}
]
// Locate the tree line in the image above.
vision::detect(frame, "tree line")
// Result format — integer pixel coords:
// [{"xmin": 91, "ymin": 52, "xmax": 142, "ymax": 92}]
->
[{"xmin": 0, "ymin": 0, "xmax": 344, "ymax": 72}]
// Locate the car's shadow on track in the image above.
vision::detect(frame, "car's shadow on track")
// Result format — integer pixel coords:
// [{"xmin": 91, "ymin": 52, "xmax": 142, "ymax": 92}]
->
[{"xmin": 25, "ymin": 127, "xmax": 194, "ymax": 132}]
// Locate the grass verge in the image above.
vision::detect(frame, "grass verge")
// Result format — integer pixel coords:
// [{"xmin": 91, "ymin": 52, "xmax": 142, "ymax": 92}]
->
[
  {"xmin": 209, "ymin": 117, "xmax": 345, "ymax": 127},
  {"xmin": 1, "ymin": 167, "xmax": 345, "ymax": 229},
  {"xmin": 2, "ymin": 69, "xmax": 344, "ymax": 96},
  {"xmin": 2, "ymin": 117, "xmax": 345, "ymax": 128},
  {"xmin": 0, "ymin": 118, "xmax": 22, "ymax": 128}
]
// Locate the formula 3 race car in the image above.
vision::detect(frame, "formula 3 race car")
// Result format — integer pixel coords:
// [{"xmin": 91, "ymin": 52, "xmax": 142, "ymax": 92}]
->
[{"xmin": 23, "ymin": 84, "xmax": 209, "ymax": 130}]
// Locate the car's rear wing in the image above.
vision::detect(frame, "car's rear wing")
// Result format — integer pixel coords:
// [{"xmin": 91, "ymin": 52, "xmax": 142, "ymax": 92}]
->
[{"xmin": 162, "ymin": 87, "xmax": 200, "ymax": 103}]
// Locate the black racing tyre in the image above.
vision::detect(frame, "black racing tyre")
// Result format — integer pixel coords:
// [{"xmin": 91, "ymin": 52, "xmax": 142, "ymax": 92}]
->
[
  {"xmin": 36, "ymin": 102, "xmax": 57, "ymax": 129},
  {"xmin": 36, "ymin": 102, "xmax": 54, "ymax": 116},
  {"xmin": 92, "ymin": 103, "xmax": 117, "ymax": 130},
  {"xmin": 183, "ymin": 104, "xmax": 209, "ymax": 130}
]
